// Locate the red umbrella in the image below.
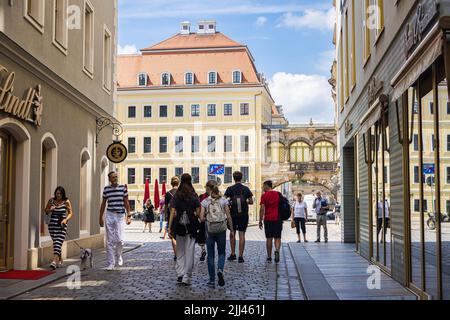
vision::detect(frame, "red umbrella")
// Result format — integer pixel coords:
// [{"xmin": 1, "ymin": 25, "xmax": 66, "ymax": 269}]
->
[
  {"xmin": 143, "ymin": 179, "xmax": 150, "ymax": 206},
  {"xmin": 154, "ymin": 179, "xmax": 160, "ymax": 209},
  {"xmin": 162, "ymin": 182, "xmax": 167, "ymax": 196}
]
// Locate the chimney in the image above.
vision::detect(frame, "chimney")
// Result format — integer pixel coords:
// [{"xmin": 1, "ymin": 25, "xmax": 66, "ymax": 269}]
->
[
  {"xmin": 180, "ymin": 21, "xmax": 191, "ymax": 35},
  {"xmin": 197, "ymin": 20, "xmax": 216, "ymax": 34}
]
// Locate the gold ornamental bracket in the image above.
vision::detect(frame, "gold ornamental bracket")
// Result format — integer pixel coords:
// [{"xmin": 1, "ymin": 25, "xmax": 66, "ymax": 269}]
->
[{"xmin": 96, "ymin": 116, "xmax": 123, "ymax": 145}]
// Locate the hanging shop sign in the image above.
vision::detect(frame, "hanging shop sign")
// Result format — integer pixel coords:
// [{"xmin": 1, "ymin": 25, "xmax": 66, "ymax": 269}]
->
[
  {"xmin": 344, "ymin": 119, "xmax": 353, "ymax": 138},
  {"xmin": 106, "ymin": 141, "xmax": 128, "ymax": 164},
  {"xmin": 0, "ymin": 64, "xmax": 44, "ymax": 126},
  {"xmin": 404, "ymin": 0, "xmax": 439, "ymax": 58}
]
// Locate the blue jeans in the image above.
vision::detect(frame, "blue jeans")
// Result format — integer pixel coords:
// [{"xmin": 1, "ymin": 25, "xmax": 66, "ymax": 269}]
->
[
  {"xmin": 206, "ymin": 230, "xmax": 226, "ymax": 282},
  {"xmin": 159, "ymin": 215, "xmax": 164, "ymax": 230}
]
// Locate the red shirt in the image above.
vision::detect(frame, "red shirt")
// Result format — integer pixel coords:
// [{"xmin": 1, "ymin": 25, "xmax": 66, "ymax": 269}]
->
[{"xmin": 260, "ymin": 190, "xmax": 279, "ymax": 221}]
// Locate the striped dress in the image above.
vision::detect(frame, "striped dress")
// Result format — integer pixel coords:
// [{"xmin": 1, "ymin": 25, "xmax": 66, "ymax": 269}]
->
[{"xmin": 48, "ymin": 200, "xmax": 68, "ymax": 256}]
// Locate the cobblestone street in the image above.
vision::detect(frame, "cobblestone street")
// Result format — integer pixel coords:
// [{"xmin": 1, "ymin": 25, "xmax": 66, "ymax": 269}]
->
[{"xmin": 12, "ymin": 221, "xmax": 342, "ymax": 300}]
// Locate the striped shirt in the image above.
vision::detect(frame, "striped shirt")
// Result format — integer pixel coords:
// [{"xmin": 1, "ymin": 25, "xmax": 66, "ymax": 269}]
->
[{"xmin": 103, "ymin": 184, "xmax": 128, "ymax": 214}]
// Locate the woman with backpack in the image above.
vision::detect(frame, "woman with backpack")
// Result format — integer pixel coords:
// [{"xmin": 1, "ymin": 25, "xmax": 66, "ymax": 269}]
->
[
  {"xmin": 168, "ymin": 173, "xmax": 201, "ymax": 286},
  {"xmin": 200, "ymin": 185, "xmax": 233, "ymax": 288}
]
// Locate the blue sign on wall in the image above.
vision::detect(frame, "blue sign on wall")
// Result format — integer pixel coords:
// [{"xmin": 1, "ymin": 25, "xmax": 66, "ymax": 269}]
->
[
  {"xmin": 209, "ymin": 164, "xmax": 225, "ymax": 175},
  {"xmin": 423, "ymin": 164, "xmax": 435, "ymax": 175}
]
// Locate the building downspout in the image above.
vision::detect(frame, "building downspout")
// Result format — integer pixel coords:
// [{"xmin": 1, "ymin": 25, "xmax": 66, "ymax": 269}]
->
[{"xmin": 254, "ymin": 90, "xmax": 263, "ymax": 221}]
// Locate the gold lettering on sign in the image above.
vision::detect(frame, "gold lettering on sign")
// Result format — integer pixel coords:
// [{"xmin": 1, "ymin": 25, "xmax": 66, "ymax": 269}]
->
[{"xmin": 0, "ymin": 64, "xmax": 43, "ymax": 126}]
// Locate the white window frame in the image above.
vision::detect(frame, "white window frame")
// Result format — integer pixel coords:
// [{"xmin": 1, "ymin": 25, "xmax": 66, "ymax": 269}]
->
[
  {"xmin": 52, "ymin": 0, "xmax": 68, "ymax": 54},
  {"xmin": 24, "ymin": 0, "xmax": 45, "ymax": 33},
  {"xmin": 137, "ymin": 73, "xmax": 148, "ymax": 87},
  {"xmin": 208, "ymin": 71, "xmax": 217, "ymax": 85},
  {"xmin": 185, "ymin": 72, "xmax": 194, "ymax": 85},
  {"xmin": 103, "ymin": 25, "xmax": 112, "ymax": 93},
  {"xmin": 232, "ymin": 70, "xmax": 242, "ymax": 84},
  {"xmin": 83, "ymin": 0, "xmax": 95, "ymax": 78},
  {"xmin": 224, "ymin": 103, "xmax": 233, "ymax": 116},
  {"xmin": 161, "ymin": 72, "xmax": 171, "ymax": 86},
  {"xmin": 191, "ymin": 104, "xmax": 200, "ymax": 117}
]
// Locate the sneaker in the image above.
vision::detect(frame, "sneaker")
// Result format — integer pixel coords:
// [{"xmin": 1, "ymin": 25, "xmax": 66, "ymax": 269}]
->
[
  {"xmin": 217, "ymin": 271, "xmax": 225, "ymax": 287},
  {"xmin": 182, "ymin": 280, "xmax": 191, "ymax": 286},
  {"xmin": 227, "ymin": 254, "xmax": 237, "ymax": 261},
  {"xmin": 297, "ymin": 240, "xmax": 301, "ymax": 243},
  {"xmin": 177, "ymin": 276, "xmax": 183, "ymax": 283},
  {"xmin": 274, "ymin": 251, "xmax": 280, "ymax": 263},
  {"xmin": 104, "ymin": 265, "xmax": 115, "ymax": 271},
  {"xmin": 50, "ymin": 262, "xmax": 57, "ymax": 270},
  {"xmin": 143, "ymin": 230, "xmax": 146, "ymax": 233},
  {"xmin": 207, "ymin": 281, "xmax": 216, "ymax": 289},
  {"xmin": 238, "ymin": 257, "xmax": 245, "ymax": 263},
  {"xmin": 325, "ymin": 239, "xmax": 328, "ymax": 243},
  {"xmin": 315, "ymin": 239, "xmax": 321, "ymax": 243},
  {"xmin": 200, "ymin": 250, "xmax": 206, "ymax": 262},
  {"xmin": 267, "ymin": 257, "xmax": 272, "ymax": 263},
  {"xmin": 304, "ymin": 239, "xmax": 309, "ymax": 243},
  {"xmin": 117, "ymin": 256, "xmax": 123, "ymax": 267},
  {"xmin": 174, "ymin": 255, "xmax": 177, "ymax": 261}
]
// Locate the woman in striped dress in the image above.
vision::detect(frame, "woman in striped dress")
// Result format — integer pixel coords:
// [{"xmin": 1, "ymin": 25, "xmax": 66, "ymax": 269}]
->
[{"xmin": 44, "ymin": 186, "xmax": 73, "ymax": 270}]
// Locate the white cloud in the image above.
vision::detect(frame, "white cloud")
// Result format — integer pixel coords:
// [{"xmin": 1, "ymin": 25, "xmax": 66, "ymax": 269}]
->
[
  {"xmin": 268, "ymin": 72, "xmax": 334, "ymax": 124},
  {"xmin": 315, "ymin": 50, "xmax": 335, "ymax": 73},
  {"xmin": 118, "ymin": 44, "xmax": 139, "ymax": 55},
  {"xmin": 255, "ymin": 16, "xmax": 268, "ymax": 27},
  {"xmin": 277, "ymin": 8, "xmax": 335, "ymax": 31}
]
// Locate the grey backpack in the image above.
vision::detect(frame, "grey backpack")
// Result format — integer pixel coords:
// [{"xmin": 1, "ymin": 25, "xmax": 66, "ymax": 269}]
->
[{"xmin": 206, "ymin": 198, "xmax": 227, "ymax": 234}]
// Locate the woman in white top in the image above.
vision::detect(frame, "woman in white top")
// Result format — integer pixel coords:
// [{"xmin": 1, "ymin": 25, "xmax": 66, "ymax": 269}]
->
[{"xmin": 291, "ymin": 193, "xmax": 308, "ymax": 243}]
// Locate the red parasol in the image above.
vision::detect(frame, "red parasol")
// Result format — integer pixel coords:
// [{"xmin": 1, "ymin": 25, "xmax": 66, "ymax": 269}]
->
[
  {"xmin": 143, "ymin": 179, "xmax": 150, "ymax": 206},
  {"xmin": 154, "ymin": 179, "xmax": 160, "ymax": 209},
  {"xmin": 162, "ymin": 182, "xmax": 167, "ymax": 196}
]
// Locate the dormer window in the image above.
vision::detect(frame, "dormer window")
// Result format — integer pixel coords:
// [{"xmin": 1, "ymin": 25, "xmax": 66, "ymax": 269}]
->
[
  {"xmin": 232, "ymin": 70, "xmax": 242, "ymax": 84},
  {"xmin": 138, "ymin": 73, "xmax": 148, "ymax": 86},
  {"xmin": 185, "ymin": 72, "xmax": 194, "ymax": 85},
  {"xmin": 161, "ymin": 72, "xmax": 171, "ymax": 86},
  {"xmin": 208, "ymin": 71, "xmax": 217, "ymax": 85}
]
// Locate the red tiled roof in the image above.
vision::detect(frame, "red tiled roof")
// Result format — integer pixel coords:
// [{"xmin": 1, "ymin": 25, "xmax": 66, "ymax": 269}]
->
[{"xmin": 141, "ymin": 32, "xmax": 243, "ymax": 51}]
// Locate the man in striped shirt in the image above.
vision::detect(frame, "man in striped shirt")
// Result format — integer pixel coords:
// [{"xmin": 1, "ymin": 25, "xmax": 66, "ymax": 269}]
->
[{"xmin": 99, "ymin": 171, "xmax": 132, "ymax": 270}]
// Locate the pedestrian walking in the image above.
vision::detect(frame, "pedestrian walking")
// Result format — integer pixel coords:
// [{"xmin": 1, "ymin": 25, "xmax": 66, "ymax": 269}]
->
[
  {"xmin": 313, "ymin": 191, "xmax": 329, "ymax": 243},
  {"xmin": 259, "ymin": 180, "xmax": 282, "ymax": 263},
  {"xmin": 377, "ymin": 199, "xmax": 390, "ymax": 243},
  {"xmin": 200, "ymin": 185, "xmax": 233, "ymax": 288},
  {"xmin": 159, "ymin": 198, "xmax": 165, "ymax": 233},
  {"xmin": 99, "ymin": 171, "xmax": 132, "ymax": 271},
  {"xmin": 143, "ymin": 199, "xmax": 155, "ymax": 233},
  {"xmin": 334, "ymin": 202, "xmax": 341, "ymax": 225},
  {"xmin": 291, "ymin": 193, "xmax": 308, "ymax": 243},
  {"xmin": 168, "ymin": 173, "xmax": 201, "ymax": 286},
  {"xmin": 224, "ymin": 171, "xmax": 254, "ymax": 263},
  {"xmin": 44, "ymin": 186, "xmax": 73, "ymax": 270},
  {"xmin": 198, "ymin": 181, "xmax": 219, "ymax": 262},
  {"xmin": 165, "ymin": 176, "xmax": 179, "ymax": 259}
]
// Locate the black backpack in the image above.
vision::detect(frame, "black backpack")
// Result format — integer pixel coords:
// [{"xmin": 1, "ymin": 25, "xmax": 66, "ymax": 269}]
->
[
  {"xmin": 231, "ymin": 186, "xmax": 246, "ymax": 215},
  {"xmin": 278, "ymin": 192, "xmax": 291, "ymax": 221}
]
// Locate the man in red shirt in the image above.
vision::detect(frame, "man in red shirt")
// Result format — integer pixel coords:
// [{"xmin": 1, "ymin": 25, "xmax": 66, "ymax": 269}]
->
[{"xmin": 259, "ymin": 180, "xmax": 282, "ymax": 263}]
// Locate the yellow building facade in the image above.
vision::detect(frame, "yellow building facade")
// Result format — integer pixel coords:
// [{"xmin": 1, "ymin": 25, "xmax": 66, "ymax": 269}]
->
[{"xmin": 116, "ymin": 21, "xmax": 275, "ymax": 219}]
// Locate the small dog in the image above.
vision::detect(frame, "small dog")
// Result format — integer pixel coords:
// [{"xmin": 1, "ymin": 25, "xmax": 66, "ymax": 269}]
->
[{"xmin": 80, "ymin": 248, "xmax": 93, "ymax": 271}]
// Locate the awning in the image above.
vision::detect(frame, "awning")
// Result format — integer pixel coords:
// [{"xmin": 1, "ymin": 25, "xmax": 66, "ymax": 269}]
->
[
  {"xmin": 391, "ymin": 23, "xmax": 443, "ymax": 102},
  {"xmin": 359, "ymin": 98, "xmax": 383, "ymax": 134}
]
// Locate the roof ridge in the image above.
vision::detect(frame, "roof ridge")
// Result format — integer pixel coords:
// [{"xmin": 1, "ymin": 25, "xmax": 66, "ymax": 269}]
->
[{"xmin": 141, "ymin": 33, "xmax": 181, "ymax": 51}]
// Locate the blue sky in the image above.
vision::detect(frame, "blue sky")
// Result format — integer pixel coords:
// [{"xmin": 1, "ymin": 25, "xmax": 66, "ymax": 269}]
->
[{"xmin": 118, "ymin": 0, "xmax": 336, "ymax": 124}]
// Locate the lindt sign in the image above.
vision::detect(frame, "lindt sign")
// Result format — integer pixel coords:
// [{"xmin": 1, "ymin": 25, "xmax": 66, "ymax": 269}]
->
[{"xmin": 0, "ymin": 64, "xmax": 44, "ymax": 126}]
